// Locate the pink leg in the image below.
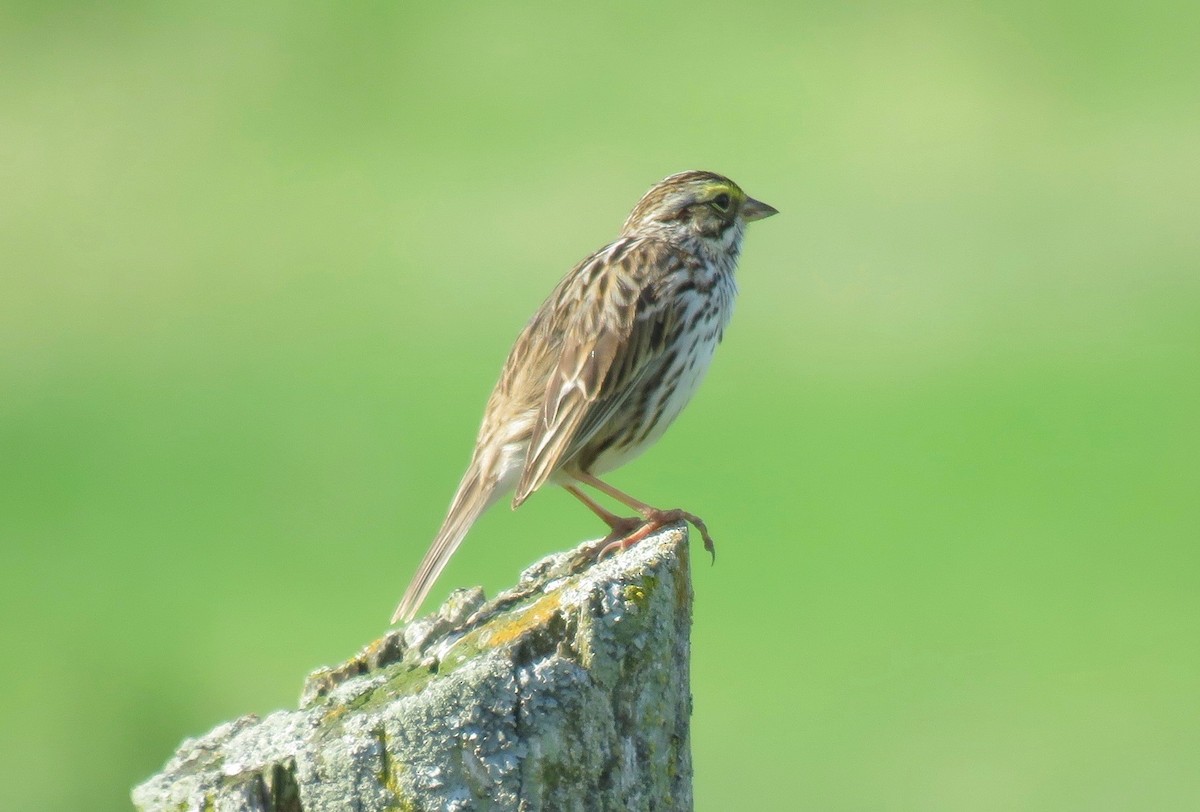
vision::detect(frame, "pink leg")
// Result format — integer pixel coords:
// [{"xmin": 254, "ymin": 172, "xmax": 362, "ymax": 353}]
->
[
  {"xmin": 571, "ymin": 471, "xmax": 716, "ymax": 562},
  {"xmin": 564, "ymin": 485, "xmax": 643, "ymax": 539}
]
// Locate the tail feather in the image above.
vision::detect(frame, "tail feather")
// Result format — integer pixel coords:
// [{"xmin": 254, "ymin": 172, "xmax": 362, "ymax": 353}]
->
[{"xmin": 391, "ymin": 464, "xmax": 498, "ymax": 624}]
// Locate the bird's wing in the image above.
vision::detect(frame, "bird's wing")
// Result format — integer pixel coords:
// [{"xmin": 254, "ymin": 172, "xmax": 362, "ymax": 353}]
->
[{"xmin": 513, "ymin": 239, "xmax": 678, "ymax": 506}]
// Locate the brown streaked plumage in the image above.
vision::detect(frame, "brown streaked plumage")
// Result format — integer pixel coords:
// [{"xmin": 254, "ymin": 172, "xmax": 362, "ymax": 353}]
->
[{"xmin": 392, "ymin": 170, "xmax": 777, "ymax": 624}]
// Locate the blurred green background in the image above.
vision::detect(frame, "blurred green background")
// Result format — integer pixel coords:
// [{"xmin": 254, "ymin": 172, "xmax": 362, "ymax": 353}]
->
[{"xmin": 2, "ymin": 2, "xmax": 1197, "ymax": 810}]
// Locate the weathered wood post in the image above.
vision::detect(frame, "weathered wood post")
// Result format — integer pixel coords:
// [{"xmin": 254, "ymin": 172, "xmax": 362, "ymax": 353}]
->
[{"xmin": 133, "ymin": 523, "xmax": 695, "ymax": 811}]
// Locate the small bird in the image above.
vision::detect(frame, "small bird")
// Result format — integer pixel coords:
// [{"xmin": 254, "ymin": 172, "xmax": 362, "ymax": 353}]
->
[{"xmin": 392, "ymin": 170, "xmax": 777, "ymax": 624}]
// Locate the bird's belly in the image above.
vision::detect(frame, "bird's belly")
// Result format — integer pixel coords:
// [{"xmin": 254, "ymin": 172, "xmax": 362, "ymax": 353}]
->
[{"xmin": 584, "ymin": 329, "xmax": 722, "ymax": 476}]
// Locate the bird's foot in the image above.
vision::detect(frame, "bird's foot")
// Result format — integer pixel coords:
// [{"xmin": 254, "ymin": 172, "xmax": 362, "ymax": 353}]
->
[
  {"xmin": 569, "ymin": 515, "xmax": 642, "ymax": 569},
  {"xmin": 594, "ymin": 508, "xmax": 716, "ymax": 563}
]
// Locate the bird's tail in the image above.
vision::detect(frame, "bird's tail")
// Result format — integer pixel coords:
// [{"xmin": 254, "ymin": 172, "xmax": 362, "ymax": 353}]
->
[{"xmin": 391, "ymin": 461, "xmax": 499, "ymax": 624}]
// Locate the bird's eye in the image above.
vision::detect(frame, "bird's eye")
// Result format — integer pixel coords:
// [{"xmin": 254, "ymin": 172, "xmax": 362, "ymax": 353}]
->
[{"xmin": 711, "ymin": 192, "xmax": 731, "ymax": 212}]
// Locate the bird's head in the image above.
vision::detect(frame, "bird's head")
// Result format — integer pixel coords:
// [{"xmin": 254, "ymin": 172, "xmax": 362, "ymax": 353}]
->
[{"xmin": 620, "ymin": 170, "xmax": 777, "ymax": 248}]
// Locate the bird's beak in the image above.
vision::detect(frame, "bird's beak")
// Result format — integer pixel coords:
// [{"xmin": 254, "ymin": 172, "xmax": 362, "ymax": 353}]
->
[{"xmin": 742, "ymin": 197, "xmax": 779, "ymax": 222}]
